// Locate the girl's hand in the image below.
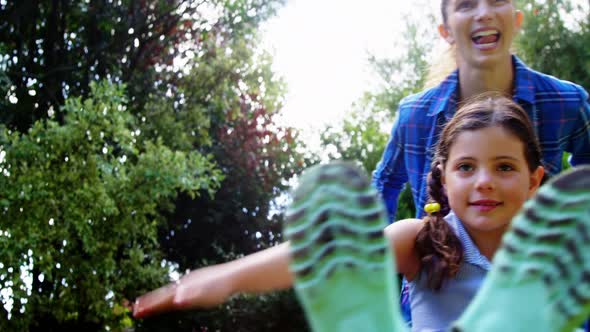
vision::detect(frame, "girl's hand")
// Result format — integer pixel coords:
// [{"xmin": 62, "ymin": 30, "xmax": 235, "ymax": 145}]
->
[
  {"xmin": 132, "ymin": 282, "xmax": 178, "ymax": 318},
  {"xmin": 132, "ymin": 264, "xmax": 235, "ymax": 318}
]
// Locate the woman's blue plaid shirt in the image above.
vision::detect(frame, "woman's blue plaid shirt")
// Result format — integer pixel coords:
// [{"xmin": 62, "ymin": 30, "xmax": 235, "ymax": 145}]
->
[{"xmin": 373, "ymin": 55, "xmax": 590, "ymax": 222}]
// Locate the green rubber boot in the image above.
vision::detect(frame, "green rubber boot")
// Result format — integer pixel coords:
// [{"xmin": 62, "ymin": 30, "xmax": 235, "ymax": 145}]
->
[
  {"xmin": 452, "ymin": 166, "xmax": 590, "ymax": 332},
  {"xmin": 284, "ymin": 161, "xmax": 407, "ymax": 332}
]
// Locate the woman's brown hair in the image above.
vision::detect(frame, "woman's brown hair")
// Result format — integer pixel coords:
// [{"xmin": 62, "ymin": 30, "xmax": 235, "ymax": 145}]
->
[
  {"xmin": 414, "ymin": 92, "xmax": 543, "ymax": 290},
  {"xmin": 424, "ymin": 0, "xmax": 456, "ymax": 88}
]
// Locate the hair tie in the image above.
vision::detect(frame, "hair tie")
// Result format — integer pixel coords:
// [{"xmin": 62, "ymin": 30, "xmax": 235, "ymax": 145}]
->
[{"xmin": 424, "ymin": 202, "xmax": 441, "ymax": 215}]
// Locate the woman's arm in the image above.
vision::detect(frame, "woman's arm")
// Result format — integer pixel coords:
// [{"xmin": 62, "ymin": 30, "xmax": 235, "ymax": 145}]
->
[
  {"xmin": 384, "ymin": 218, "xmax": 424, "ymax": 280},
  {"xmin": 372, "ymin": 116, "xmax": 409, "ymax": 223},
  {"xmin": 568, "ymin": 94, "xmax": 590, "ymax": 166},
  {"xmin": 133, "ymin": 242, "xmax": 293, "ymax": 318}
]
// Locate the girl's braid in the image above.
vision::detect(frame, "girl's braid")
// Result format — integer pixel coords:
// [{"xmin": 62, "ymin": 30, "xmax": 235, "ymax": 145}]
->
[{"xmin": 414, "ymin": 160, "xmax": 463, "ymax": 290}]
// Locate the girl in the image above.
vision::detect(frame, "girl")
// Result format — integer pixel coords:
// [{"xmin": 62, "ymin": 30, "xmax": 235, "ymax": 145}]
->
[{"xmin": 132, "ymin": 94, "xmax": 590, "ymax": 331}]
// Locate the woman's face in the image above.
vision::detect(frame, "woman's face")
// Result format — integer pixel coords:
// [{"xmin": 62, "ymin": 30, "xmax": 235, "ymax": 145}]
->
[{"xmin": 439, "ymin": 0, "xmax": 523, "ymax": 69}]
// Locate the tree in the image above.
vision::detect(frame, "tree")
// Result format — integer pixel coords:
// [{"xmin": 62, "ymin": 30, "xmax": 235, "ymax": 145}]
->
[
  {"xmin": 516, "ymin": 0, "xmax": 590, "ymax": 90},
  {"xmin": 141, "ymin": 32, "xmax": 314, "ymax": 332},
  {"xmin": 0, "ymin": 0, "xmax": 284, "ymax": 131},
  {"xmin": 162, "ymin": 100, "xmax": 307, "ymax": 267},
  {"xmin": 1, "ymin": 0, "xmax": 320, "ymax": 329},
  {"xmin": 159, "ymin": 46, "xmax": 310, "ymax": 267},
  {"xmin": 515, "ymin": 0, "xmax": 589, "ymax": 170},
  {"xmin": 0, "ymin": 81, "xmax": 221, "ymax": 331}
]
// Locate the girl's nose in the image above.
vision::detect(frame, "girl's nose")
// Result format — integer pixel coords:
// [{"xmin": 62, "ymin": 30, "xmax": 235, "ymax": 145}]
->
[{"xmin": 475, "ymin": 170, "xmax": 495, "ymax": 190}]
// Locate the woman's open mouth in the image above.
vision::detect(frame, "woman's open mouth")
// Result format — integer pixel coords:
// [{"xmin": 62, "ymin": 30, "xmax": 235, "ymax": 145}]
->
[{"xmin": 471, "ymin": 29, "xmax": 501, "ymax": 51}]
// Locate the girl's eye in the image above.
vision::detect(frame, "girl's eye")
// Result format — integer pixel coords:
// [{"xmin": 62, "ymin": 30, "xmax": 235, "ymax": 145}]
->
[
  {"xmin": 457, "ymin": 163, "xmax": 474, "ymax": 172},
  {"xmin": 498, "ymin": 164, "xmax": 514, "ymax": 172}
]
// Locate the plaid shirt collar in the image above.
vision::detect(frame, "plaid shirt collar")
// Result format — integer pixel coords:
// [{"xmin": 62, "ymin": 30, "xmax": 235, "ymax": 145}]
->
[{"xmin": 428, "ymin": 55, "xmax": 536, "ymax": 117}]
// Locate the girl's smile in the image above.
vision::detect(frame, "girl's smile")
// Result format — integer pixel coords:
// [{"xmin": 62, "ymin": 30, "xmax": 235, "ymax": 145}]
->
[{"xmin": 469, "ymin": 199, "xmax": 502, "ymax": 212}]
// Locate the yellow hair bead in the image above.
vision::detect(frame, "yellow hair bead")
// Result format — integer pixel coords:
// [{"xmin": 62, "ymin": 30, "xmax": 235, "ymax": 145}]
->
[{"xmin": 424, "ymin": 202, "xmax": 441, "ymax": 215}]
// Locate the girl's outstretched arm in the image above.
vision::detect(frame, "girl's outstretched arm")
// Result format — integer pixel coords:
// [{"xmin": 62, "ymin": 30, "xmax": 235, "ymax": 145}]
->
[{"xmin": 133, "ymin": 242, "xmax": 293, "ymax": 318}]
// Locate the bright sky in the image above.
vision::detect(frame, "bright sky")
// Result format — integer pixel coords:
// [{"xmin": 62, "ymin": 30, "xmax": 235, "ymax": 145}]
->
[{"xmin": 261, "ymin": 0, "xmax": 428, "ymax": 137}]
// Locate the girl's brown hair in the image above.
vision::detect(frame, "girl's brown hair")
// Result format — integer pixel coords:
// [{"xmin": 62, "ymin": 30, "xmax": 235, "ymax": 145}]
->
[{"xmin": 414, "ymin": 92, "xmax": 543, "ymax": 290}]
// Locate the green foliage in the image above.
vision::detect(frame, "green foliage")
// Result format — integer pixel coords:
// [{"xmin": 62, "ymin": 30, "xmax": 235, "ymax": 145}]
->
[
  {"xmin": 515, "ymin": 0, "xmax": 588, "ymax": 172},
  {"xmin": 149, "ymin": 46, "xmax": 312, "ymax": 327},
  {"xmin": 133, "ymin": 1, "xmax": 312, "ymax": 330},
  {"xmin": 365, "ymin": 20, "xmax": 433, "ymax": 107},
  {"xmin": 137, "ymin": 1, "xmax": 288, "ymax": 154},
  {"xmin": 135, "ymin": 290, "xmax": 309, "ymax": 332},
  {"xmin": 562, "ymin": 152, "xmax": 572, "ymax": 170},
  {"xmin": 516, "ymin": 0, "xmax": 590, "ymax": 90},
  {"xmin": 319, "ymin": 102, "xmax": 416, "ymax": 221},
  {"xmin": 0, "ymin": 0, "xmax": 285, "ymax": 132},
  {"xmin": 161, "ymin": 92, "xmax": 309, "ymax": 269},
  {"xmin": 319, "ymin": 105, "xmax": 390, "ymax": 175},
  {"xmin": 0, "ymin": 0, "xmax": 315, "ymax": 329},
  {"xmin": 0, "ymin": 81, "xmax": 221, "ymax": 330},
  {"xmin": 144, "ymin": 0, "xmax": 312, "ymax": 267}
]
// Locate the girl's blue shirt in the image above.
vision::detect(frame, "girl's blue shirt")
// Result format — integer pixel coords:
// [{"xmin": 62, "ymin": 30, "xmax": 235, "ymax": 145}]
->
[{"xmin": 408, "ymin": 211, "xmax": 491, "ymax": 332}]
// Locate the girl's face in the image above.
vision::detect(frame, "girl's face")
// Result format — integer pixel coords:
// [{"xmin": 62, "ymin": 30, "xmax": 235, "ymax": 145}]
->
[
  {"xmin": 441, "ymin": 126, "xmax": 544, "ymax": 239},
  {"xmin": 439, "ymin": 0, "xmax": 523, "ymax": 69}
]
